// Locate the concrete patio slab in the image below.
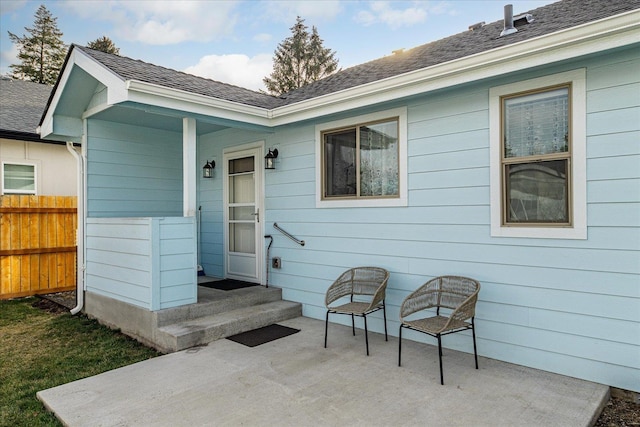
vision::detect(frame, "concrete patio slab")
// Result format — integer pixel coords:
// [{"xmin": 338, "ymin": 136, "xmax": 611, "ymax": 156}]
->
[{"xmin": 37, "ymin": 316, "xmax": 608, "ymax": 426}]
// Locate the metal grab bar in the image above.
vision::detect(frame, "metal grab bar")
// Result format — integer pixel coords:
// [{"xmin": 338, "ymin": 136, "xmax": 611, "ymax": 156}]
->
[{"xmin": 273, "ymin": 222, "xmax": 305, "ymax": 246}]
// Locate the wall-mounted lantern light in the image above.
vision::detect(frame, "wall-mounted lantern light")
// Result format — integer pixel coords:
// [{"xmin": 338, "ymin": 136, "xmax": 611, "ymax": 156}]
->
[
  {"xmin": 265, "ymin": 148, "xmax": 278, "ymax": 170},
  {"xmin": 203, "ymin": 160, "xmax": 215, "ymax": 178}
]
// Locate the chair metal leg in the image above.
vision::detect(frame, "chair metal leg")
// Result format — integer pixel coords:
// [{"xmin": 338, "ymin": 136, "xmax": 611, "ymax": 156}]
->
[
  {"xmin": 351, "ymin": 314, "xmax": 355, "ymax": 336},
  {"xmin": 383, "ymin": 303, "xmax": 388, "ymax": 341},
  {"xmin": 472, "ymin": 317, "xmax": 478, "ymax": 369},
  {"xmin": 324, "ymin": 310, "xmax": 330, "ymax": 348},
  {"xmin": 364, "ymin": 315, "xmax": 369, "ymax": 356},
  {"xmin": 437, "ymin": 334, "xmax": 444, "ymax": 385},
  {"xmin": 398, "ymin": 325, "xmax": 403, "ymax": 366}
]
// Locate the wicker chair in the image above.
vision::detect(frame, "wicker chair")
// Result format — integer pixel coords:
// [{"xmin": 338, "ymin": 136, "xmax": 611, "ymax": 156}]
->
[
  {"xmin": 324, "ymin": 267, "xmax": 390, "ymax": 355},
  {"xmin": 398, "ymin": 275, "xmax": 480, "ymax": 385}
]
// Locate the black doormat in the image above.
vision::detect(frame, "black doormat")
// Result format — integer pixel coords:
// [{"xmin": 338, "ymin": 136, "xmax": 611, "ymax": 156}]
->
[
  {"xmin": 199, "ymin": 279, "xmax": 259, "ymax": 291},
  {"xmin": 226, "ymin": 324, "xmax": 300, "ymax": 347}
]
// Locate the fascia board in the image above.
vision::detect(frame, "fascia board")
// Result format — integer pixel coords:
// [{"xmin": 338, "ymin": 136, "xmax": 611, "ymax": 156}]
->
[
  {"xmin": 125, "ymin": 80, "xmax": 272, "ymax": 127},
  {"xmin": 39, "ymin": 108, "xmax": 55, "ymax": 138},
  {"xmin": 269, "ymin": 9, "xmax": 640, "ymax": 126},
  {"xmin": 40, "ymin": 49, "xmax": 78, "ymax": 138}
]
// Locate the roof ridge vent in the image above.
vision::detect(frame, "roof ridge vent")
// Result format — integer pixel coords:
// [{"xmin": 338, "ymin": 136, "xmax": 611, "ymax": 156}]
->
[
  {"xmin": 514, "ymin": 13, "xmax": 534, "ymax": 25},
  {"xmin": 500, "ymin": 4, "xmax": 518, "ymax": 37},
  {"xmin": 468, "ymin": 21, "xmax": 485, "ymax": 31}
]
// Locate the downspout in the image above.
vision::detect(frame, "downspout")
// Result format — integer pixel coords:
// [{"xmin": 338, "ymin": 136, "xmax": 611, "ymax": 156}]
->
[{"xmin": 66, "ymin": 140, "xmax": 85, "ymax": 315}]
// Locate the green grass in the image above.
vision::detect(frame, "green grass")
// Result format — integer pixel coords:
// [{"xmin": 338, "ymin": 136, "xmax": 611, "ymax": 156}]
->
[{"xmin": 0, "ymin": 297, "xmax": 161, "ymax": 427}]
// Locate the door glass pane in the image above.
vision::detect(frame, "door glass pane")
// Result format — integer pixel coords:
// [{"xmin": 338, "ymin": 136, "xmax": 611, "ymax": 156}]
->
[
  {"xmin": 229, "ymin": 223, "xmax": 256, "ymax": 254},
  {"xmin": 360, "ymin": 120, "xmax": 398, "ymax": 197},
  {"xmin": 229, "ymin": 206, "xmax": 254, "ymax": 220},
  {"xmin": 229, "ymin": 174, "xmax": 255, "ymax": 204},
  {"xmin": 229, "ymin": 157, "xmax": 254, "ymax": 174},
  {"xmin": 324, "ymin": 129, "xmax": 356, "ymax": 197},
  {"xmin": 504, "ymin": 87, "xmax": 569, "ymax": 158},
  {"xmin": 506, "ymin": 159, "xmax": 568, "ymax": 223}
]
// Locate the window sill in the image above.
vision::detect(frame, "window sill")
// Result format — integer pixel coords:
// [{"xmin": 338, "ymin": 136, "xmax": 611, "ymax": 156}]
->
[
  {"xmin": 491, "ymin": 224, "xmax": 587, "ymax": 240},
  {"xmin": 316, "ymin": 196, "xmax": 407, "ymax": 209}
]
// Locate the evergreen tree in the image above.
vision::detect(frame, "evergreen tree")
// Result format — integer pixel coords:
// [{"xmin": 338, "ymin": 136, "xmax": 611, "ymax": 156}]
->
[
  {"xmin": 8, "ymin": 4, "xmax": 66, "ymax": 85},
  {"xmin": 263, "ymin": 17, "xmax": 338, "ymax": 96},
  {"xmin": 87, "ymin": 36, "xmax": 120, "ymax": 55}
]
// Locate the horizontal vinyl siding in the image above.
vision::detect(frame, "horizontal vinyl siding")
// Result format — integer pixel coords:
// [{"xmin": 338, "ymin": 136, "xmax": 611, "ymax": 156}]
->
[
  {"xmin": 158, "ymin": 217, "xmax": 198, "ymax": 310},
  {"xmin": 86, "ymin": 218, "xmax": 152, "ymax": 309},
  {"xmin": 86, "ymin": 217, "xmax": 197, "ymax": 310},
  {"xmin": 197, "ymin": 47, "xmax": 639, "ymax": 391},
  {"xmin": 87, "ymin": 120, "xmax": 183, "ymax": 217}
]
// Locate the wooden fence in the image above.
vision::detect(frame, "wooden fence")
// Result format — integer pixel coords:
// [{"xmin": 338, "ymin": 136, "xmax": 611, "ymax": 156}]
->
[{"xmin": 0, "ymin": 195, "xmax": 77, "ymax": 300}]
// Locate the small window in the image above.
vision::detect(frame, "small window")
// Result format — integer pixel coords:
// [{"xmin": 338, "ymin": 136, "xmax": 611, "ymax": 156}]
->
[
  {"xmin": 502, "ymin": 86, "xmax": 571, "ymax": 225},
  {"xmin": 489, "ymin": 69, "xmax": 586, "ymax": 239},
  {"xmin": 323, "ymin": 118, "xmax": 399, "ymax": 200},
  {"xmin": 2, "ymin": 162, "xmax": 36, "ymax": 194},
  {"xmin": 316, "ymin": 107, "xmax": 407, "ymax": 208}
]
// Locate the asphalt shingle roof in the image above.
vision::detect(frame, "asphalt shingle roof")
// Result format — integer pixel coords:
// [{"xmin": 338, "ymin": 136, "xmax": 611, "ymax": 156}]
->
[
  {"xmin": 281, "ymin": 0, "xmax": 639, "ymax": 104},
  {"xmin": 74, "ymin": 45, "xmax": 283, "ymax": 109},
  {"xmin": 71, "ymin": 0, "xmax": 639, "ymax": 110},
  {"xmin": 0, "ymin": 78, "xmax": 52, "ymax": 138}
]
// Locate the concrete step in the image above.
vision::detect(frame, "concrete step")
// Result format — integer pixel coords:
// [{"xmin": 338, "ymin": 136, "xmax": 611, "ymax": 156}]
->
[
  {"xmin": 155, "ymin": 300, "xmax": 302, "ymax": 352},
  {"xmin": 154, "ymin": 286, "xmax": 284, "ymax": 327}
]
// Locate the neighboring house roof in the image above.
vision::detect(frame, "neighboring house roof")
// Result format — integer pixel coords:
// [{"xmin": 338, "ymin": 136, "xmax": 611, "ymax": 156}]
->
[
  {"xmin": 69, "ymin": 0, "xmax": 639, "ymax": 109},
  {"xmin": 0, "ymin": 78, "xmax": 54, "ymax": 143}
]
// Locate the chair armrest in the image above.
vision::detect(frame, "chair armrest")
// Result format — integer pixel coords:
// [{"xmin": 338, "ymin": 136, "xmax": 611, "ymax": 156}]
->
[
  {"xmin": 432, "ymin": 287, "xmax": 479, "ymax": 333},
  {"xmin": 325, "ymin": 270, "xmax": 354, "ymax": 306},
  {"xmin": 400, "ymin": 279, "xmax": 439, "ymax": 320},
  {"xmin": 367, "ymin": 274, "xmax": 389, "ymax": 309},
  {"xmin": 325, "ymin": 280, "xmax": 353, "ymax": 306},
  {"xmin": 449, "ymin": 292, "xmax": 479, "ymax": 324}
]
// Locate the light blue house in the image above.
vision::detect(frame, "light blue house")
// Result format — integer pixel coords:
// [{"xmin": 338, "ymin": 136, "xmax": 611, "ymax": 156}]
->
[{"xmin": 40, "ymin": 0, "xmax": 639, "ymax": 393}]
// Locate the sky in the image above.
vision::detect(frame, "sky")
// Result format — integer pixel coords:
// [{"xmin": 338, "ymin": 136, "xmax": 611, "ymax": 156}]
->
[{"xmin": 0, "ymin": 0, "xmax": 555, "ymax": 92}]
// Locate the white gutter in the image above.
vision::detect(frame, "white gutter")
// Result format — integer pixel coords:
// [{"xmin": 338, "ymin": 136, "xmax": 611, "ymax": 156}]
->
[
  {"xmin": 66, "ymin": 140, "xmax": 85, "ymax": 315},
  {"xmin": 125, "ymin": 80, "xmax": 272, "ymax": 128}
]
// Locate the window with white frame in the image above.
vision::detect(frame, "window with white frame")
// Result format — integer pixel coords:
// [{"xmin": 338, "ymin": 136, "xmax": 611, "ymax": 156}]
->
[
  {"xmin": 316, "ymin": 107, "xmax": 408, "ymax": 208},
  {"xmin": 489, "ymin": 69, "xmax": 586, "ymax": 239},
  {"xmin": 2, "ymin": 162, "xmax": 37, "ymax": 194}
]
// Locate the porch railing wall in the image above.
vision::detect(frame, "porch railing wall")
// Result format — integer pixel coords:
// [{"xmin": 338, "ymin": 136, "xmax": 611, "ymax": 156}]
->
[{"xmin": 85, "ymin": 216, "xmax": 197, "ymax": 311}]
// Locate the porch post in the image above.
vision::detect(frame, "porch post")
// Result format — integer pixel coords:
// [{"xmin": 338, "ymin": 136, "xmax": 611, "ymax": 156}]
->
[{"xmin": 183, "ymin": 117, "xmax": 197, "ymax": 217}]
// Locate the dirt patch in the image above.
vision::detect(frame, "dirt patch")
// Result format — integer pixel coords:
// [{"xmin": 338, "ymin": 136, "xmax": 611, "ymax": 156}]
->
[
  {"xmin": 36, "ymin": 291, "xmax": 76, "ymax": 312},
  {"xmin": 595, "ymin": 396, "xmax": 640, "ymax": 427},
  {"xmin": 32, "ymin": 297, "xmax": 69, "ymax": 314}
]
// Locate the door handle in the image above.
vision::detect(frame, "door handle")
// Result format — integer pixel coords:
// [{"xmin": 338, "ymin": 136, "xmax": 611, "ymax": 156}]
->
[{"xmin": 251, "ymin": 209, "xmax": 259, "ymax": 223}]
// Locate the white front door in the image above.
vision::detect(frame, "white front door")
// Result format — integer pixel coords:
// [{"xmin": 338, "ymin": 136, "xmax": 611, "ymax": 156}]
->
[{"xmin": 223, "ymin": 145, "xmax": 263, "ymax": 283}]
